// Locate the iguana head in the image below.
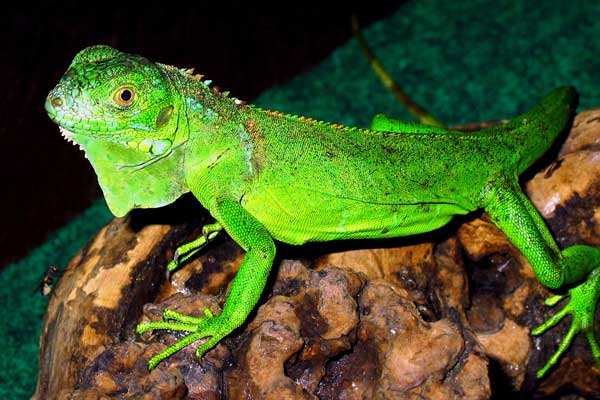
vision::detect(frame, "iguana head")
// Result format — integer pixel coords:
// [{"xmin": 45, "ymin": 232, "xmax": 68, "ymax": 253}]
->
[{"xmin": 45, "ymin": 45, "xmax": 189, "ymax": 217}]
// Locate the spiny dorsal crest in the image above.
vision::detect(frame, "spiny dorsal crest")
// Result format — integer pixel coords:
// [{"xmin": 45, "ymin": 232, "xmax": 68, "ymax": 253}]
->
[
  {"xmin": 184, "ymin": 68, "xmax": 204, "ymax": 81},
  {"xmin": 173, "ymin": 65, "xmax": 246, "ymax": 105}
]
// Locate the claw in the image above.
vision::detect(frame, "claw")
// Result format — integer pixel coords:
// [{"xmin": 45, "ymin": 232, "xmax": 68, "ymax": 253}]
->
[
  {"xmin": 147, "ymin": 331, "xmax": 205, "ymax": 370},
  {"xmin": 195, "ymin": 335, "xmax": 220, "ymax": 359},
  {"xmin": 535, "ymin": 323, "xmax": 578, "ymax": 378},
  {"xmin": 162, "ymin": 308, "xmax": 213, "ymax": 324},
  {"xmin": 532, "ymin": 268, "xmax": 600, "ymax": 378},
  {"xmin": 166, "ymin": 258, "xmax": 180, "ymax": 273},
  {"xmin": 531, "ymin": 303, "xmax": 569, "ymax": 336},
  {"xmin": 165, "ymin": 223, "xmax": 223, "ymax": 274},
  {"xmin": 544, "ymin": 293, "xmax": 566, "ymax": 307},
  {"xmin": 137, "ymin": 307, "xmax": 226, "ymax": 370}
]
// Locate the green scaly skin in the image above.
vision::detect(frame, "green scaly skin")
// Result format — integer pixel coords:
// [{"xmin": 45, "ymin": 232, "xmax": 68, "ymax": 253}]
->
[{"xmin": 45, "ymin": 45, "xmax": 600, "ymax": 378}]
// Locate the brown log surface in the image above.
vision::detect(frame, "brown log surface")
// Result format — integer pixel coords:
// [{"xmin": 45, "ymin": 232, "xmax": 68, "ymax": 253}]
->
[{"xmin": 33, "ymin": 109, "xmax": 600, "ymax": 399}]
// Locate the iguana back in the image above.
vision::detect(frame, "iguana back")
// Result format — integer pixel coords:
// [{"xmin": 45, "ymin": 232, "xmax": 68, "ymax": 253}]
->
[{"xmin": 207, "ymin": 88, "xmax": 575, "ymax": 243}]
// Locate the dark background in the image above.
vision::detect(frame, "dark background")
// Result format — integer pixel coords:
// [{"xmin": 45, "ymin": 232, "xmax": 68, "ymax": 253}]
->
[{"xmin": 1, "ymin": 2, "xmax": 402, "ymax": 268}]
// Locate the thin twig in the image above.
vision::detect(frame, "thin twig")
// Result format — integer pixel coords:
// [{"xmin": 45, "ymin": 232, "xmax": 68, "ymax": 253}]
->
[{"xmin": 351, "ymin": 15, "xmax": 445, "ymax": 128}]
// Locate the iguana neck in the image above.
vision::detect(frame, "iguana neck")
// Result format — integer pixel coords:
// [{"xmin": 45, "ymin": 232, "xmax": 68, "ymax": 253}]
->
[
  {"xmin": 171, "ymin": 68, "xmax": 247, "ymax": 129},
  {"xmin": 167, "ymin": 67, "xmax": 266, "ymax": 204}
]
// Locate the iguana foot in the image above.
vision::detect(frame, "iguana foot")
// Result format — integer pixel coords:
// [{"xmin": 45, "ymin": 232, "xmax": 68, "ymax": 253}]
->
[
  {"xmin": 136, "ymin": 307, "xmax": 229, "ymax": 370},
  {"xmin": 531, "ymin": 267, "xmax": 600, "ymax": 378},
  {"xmin": 167, "ymin": 222, "xmax": 223, "ymax": 273}
]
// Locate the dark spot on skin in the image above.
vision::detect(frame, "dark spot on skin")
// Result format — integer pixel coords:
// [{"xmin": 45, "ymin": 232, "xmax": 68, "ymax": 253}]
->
[
  {"xmin": 384, "ymin": 146, "xmax": 394, "ymax": 154},
  {"xmin": 243, "ymin": 119, "xmax": 265, "ymax": 175},
  {"xmin": 326, "ymin": 151, "xmax": 334, "ymax": 158},
  {"xmin": 380, "ymin": 227, "xmax": 389, "ymax": 234},
  {"xmin": 155, "ymin": 105, "xmax": 174, "ymax": 128},
  {"xmin": 207, "ymin": 148, "xmax": 229, "ymax": 171},
  {"xmin": 259, "ymin": 249, "xmax": 268, "ymax": 260}
]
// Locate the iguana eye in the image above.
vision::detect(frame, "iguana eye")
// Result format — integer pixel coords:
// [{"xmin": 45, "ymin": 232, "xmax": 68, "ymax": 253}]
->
[{"xmin": 114, "ymin": 87, "xmax": 135, "ymax": 107}]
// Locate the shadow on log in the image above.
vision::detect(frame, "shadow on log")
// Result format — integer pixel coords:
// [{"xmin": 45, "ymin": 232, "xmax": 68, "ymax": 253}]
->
[{"xmin": 33, "ymin": 109, "xmax": 600, "ymax": 399}]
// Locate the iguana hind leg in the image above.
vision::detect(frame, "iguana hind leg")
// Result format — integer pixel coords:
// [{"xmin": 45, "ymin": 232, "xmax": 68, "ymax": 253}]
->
[
  {"xmin": 531, "ymin": 265, "xmax": 600, "ymax": 377},
  {"xmin": 482, "ymin": 176, "xmax": 600, "ymax": 378}
]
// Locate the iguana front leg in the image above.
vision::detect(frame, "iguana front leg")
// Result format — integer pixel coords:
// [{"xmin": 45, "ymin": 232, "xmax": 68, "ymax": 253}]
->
[
  {"xmin": 136, "ymin": 198, "xmax": 276, "ymax": 369},
  {"xmin": 482, "ymin": 176, "xmax": 600, "ymax": 378}
]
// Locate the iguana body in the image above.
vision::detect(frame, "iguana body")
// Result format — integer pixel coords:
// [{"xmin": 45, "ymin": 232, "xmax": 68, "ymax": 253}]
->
[{"xmin": 46, "ymin": 46, "xmax": 600, "ymax": 378}]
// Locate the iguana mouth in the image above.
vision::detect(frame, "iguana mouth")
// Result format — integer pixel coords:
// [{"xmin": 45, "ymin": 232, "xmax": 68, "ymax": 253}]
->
[
  {"xmin": 45, "ymin": 98, "xmax": 86, "ymax": 150},
  {"xmin": 59, "ymin": 126, "xmax": 76, "ymax": 142},
  {"xmin": 45, "ymin": 96, "xmax": 121, "ymax": 141},
  {"xmin": 58, "ymin": 126, "xmax": 87, "ymax": 154}
]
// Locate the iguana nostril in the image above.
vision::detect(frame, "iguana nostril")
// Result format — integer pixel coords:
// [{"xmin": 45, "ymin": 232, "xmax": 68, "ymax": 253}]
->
[{"xmin": 51, "ymin": 96, "xmax": 64, "ymax": 108}]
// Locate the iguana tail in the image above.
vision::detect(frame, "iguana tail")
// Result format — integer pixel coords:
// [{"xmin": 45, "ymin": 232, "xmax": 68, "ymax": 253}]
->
[{"xmin": 485, "ymin": 86, "xmax": 578, "ymax": 175}]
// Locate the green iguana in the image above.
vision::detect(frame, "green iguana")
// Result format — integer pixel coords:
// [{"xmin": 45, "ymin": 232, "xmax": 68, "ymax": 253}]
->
[{"xmin": 45, "ymin": 45, "xmax": 600, "ymax": 379}]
